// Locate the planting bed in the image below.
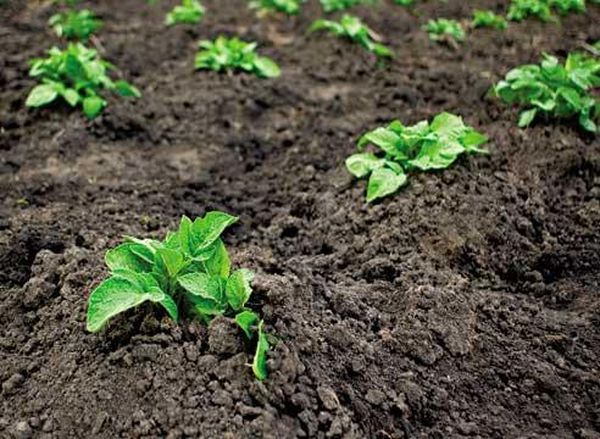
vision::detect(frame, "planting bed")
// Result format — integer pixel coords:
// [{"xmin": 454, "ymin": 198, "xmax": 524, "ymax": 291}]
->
[{"xmin": 1, "ymin": 0, "xmax": 599, "ymax": 437}]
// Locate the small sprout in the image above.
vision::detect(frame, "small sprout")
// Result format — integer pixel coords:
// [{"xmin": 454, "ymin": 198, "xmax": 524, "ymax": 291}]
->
[
  {"xmin": 26, "ymin": 43, "xmax": 140, "ymax": 119},
  {"xmin": 507, "ymin": 0, "xmax": 554, "ymax": 21},
  {"xmin": 86, "ymin": 212, "xmax": 270, "ymax": 380},
  {"xmin": 165, "ymin": 0, "xmax": 205, "ymax": 26},
  {"xmin": 195, "ymin": 36, "xmax": 281, "ymax": 78},
  {"xmin": 549, "ymin": 0, "xmax": 585, "ymax": 15},
  {"xmin": 249, "ymin": 0, "xmax": 304, "ymax": 15},
  {"xmin": 310, "ymin": 14, "xmax": 393, "ymax": 59},
  {"xmin": 346, "ymin": 113, "xmax": 488, "ymax": 202},
  {"xmin": 394, "ymin": 0, "xmax": 414, "ymax": 5},
  {"xmin": 493, "ymin": 52, "xmax": 600, "ymax": 132},
  {"xmin": 472, "ymin": 10, "xmax": 508, "ymax": 30},
  {"xmin": 319, "ymin": 0, "xmax": 374, "ymax": 12},
  {"xmin": 15, "ymin": 198, "xmax": 30, "ymax": 207},
  {"xmin": 49, "ymin": 9, "xmax": 102, "ymax": 41},
  {"xmin": 423, "ymin": 18, "xmax": 466, "ymax": 43}
]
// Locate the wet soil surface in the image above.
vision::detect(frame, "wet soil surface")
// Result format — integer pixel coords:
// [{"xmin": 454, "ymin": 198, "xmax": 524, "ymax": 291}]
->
[{"xmin": 1, "ymin": 0, "xmax": 599, "ymax": 438}]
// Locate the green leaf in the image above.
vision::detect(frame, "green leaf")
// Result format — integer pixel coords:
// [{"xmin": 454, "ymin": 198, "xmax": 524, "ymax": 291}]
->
[
  {"xmin": 178, "ymin": 272, "xmax": 225, "ymax": 304},
  {"xmin": 82, "ymin": 95, "xmax": 105, "ymax": 119},
  {"xmin": 191, "ymin": 211, "xmax": 238, "ymax": 252},
  {"xmin": 518, "ymin": 108, "xmax": 537, "ymax": 127},
  {"xmin": 252, "ymin": 320, "xmax": 269, "ymax": 380},
  {"xmin": 358, "ymin": 127, "xmax": 400, "ymax": 151},
  {"xmin": 25, "ymin": 84, "xmax": 58, "ymax": 107},
  {"xmin": 345, "ymin": 153, "xmax": 385, "ymax": 178},
  {"xmin": 254, "ymin": 57, "xmax": 281, "ymax": 78},
  {"xmin": 105, "ymin": 243, "xmax": 154, "ymax": 273},
  {"xmin": 235, "ymin": 310, "xmax": 259, "ymax": 339},
  {"xmin": 86, "ymin": 276, "xmax": 176, "ymax": 332},
  {"xmin": 61, "ymin": 88, "xmax": 80, "ymax": 106},
  {"xmin": 156, "ymin": 247, "xmax": 185, "ymax": 278},
  {"xmin": 114, "ymin": 80, "xmax": 141, "ymax": 98},
  {"xmin": 205, "ymin": 239, "xmax": 231, "ymax": 278},
  {"xmin": 366, "ymin": 167, "xmax": 407, "ymax": 202},
  {"xmin": 226, "ymin": 269, "xmax": 254, "ymax": 311}
]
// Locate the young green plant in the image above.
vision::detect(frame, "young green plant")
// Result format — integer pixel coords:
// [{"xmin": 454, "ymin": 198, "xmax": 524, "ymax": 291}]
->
[
  {"xmin": 195, "ymin": 36, "xmax": 280, "ymax": 78},
  {"xmin": 310, "ymin": 14, "xmax": 393, "ymax": 59},
  {"xmin": 49, "ymin": 9, "xmax": 103, "ymax": 41},
  {"xmin": 165, "ymin": 0, "xmax": 205, "ymax": 26},
  {"xmin": 507, "ymin": 0, "xmax": 553, "ymax": 21},
  {"xmin": 493, "ymin": 52, "xmax": 600, "ymax": 132},
  {"xmin": 346, "ymin": 113, "xmax": 488, "ymax": 202},
  {"xmin": 423, "ymin": 18, "xmax": 466, "ymax": 44},
  {"xmin": 319, "ymin": 0, "xmax": 374, "ymax": 12},
  {"xmin": 249, "ymin": 0, "xmax": 303, "ymax": 15},
  {"xmin": 471, "ymin": 10, "xmax": 508, "ymax": 30},
  {"xmin": 86, "ymin": 212, "xmax": 270, "ymax": 380},
  {"xmin": 25, "ymin": 43, "xmax": 140, "ymax": 119}
]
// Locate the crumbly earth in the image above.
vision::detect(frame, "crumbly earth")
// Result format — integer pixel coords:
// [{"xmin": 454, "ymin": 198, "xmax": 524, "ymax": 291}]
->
[{"xmin": 1, "ymin": 0, "xmax": 599, "ymax": 438}]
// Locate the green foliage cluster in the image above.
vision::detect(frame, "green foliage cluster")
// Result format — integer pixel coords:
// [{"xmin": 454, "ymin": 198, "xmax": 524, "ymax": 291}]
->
[
  {"xmin": 423, "ymin": 18, "xmax": 465, "ymax": 43},
  {"xmin": 346, "ymin": 113, "xmax": 488, "ymax": 201},
  {"xmin": 49, "ymin": 9, "xmax": 103, "ymax": 41},
  {"xmin": 319, "ymin": 0, "xmax": 373, "ymax": 12},
  {"xmin": 249, "ymin": 0, "xmax": 304, "ymax": 15},
  {"xmin": 507, "ymin": 0, "xmax": 589, "ymax": 21},
  {"xmin": 310, "ymin": 14, "xmax": 393, "ymax": 58},
  {"xmin": 494, "ymin": 53, "xmax": 600, "ymax": 132},
  {"xmin": 394, "ymin": 0, "xmax": 414, "ymax": 5},
  {"xmin": 195, "ymin": 36, "xmax": 281, "ymax": 78},
  {"xmin": 165, "ymin": 0, "xmax": 205, "ymax": 25},
  {"xmin": 86, "ymin": 212, "xmax": 269, "ymax": 380},
  {"xmin": 26, "ymin": 43, "xmax": 140, "ymax": 119},
  {"xmin": 471, "ymin": 10, "xmax": 508, "ymax": 29}
]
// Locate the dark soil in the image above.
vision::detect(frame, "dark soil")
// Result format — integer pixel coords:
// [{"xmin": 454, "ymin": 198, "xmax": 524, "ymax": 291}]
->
[{"xmin": 1, "ymin": 0, "xmax": 599, "ymax": 438}]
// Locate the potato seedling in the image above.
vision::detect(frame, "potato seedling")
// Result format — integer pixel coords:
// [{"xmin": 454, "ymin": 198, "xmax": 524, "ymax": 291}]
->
[
  {"xmin": 550, "ymin": 0, "xmax": 585, "ymax": 14},
  {"xmin": 507, "ymin": 0, "xmax": 554, "ymax": 21},
  {"xmin": 493, "ymin": 52, "xmax": 600, "ymax": 132},
  {"xmin": 394, "ymin": 0, "xmax": 414, "ymax": 5},
  {"xmin": 310, "ymin": 14, "xmax": 393, "ymax": 59},
  {"xmin": 249, "ymin": 0, "xmax": 303, "ymax": 15},
  {"xmin": 25, "ymin": 43, "xmax": 140, "ymax": 119},
  {"xmin": 423, "ymin": 18, "xmax": 466, "ymax": 43},
  {"xmin": 472, "ymin": 10, "xmax": 508, "ymax": 30},
  {"xmin": 319, "ymin": 0, "xmax": 374, "ymax": 12},
  {"xmin": 195, "ymin": 36, "xmax": 280, "ymax": 78},
  {"xmin": 49, "ymin": 9, "xmax": 102, "ymax": 41},
  {"xmin": 346, "ymin": 113, "xmax": 488, "ymax": 201},
  {"xmin": 86, "ymin": 212, "xmax": 270, "ymax": 380},
  {"xmin": 165, "ymin": 0, "xmax": 205, "ymax": 26}
]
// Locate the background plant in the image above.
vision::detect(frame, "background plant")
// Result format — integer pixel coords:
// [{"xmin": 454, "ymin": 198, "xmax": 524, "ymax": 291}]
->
[
  {"xmin": 195, "ymin": 36, "xmax": 280, "ymax": 78},
  {"xmin": 25, "ymin": 43, "xmax": 140, "ymax": 119},
  {"xmin": 49, "ymin": 8, "xmax": 103, "ymax": 41},
  {"xmin": 493, "ymin": 52, "xmax": 600, "ymax": 132},
  {"xmin": 346, "ymin": 112, "xmax": 488, "ymax": 201},
  {"xmin": 249, "ymin": 0, "xmax": 303, "ymax": 15},
  {"xmin": 86, "ymin": 212, "xmax": 269, "ymax": 380},
  {"xmin": 472, "ymin": 10, "xmax": 508, "ymax": 29},
  {"xmin": 319, "ymin": 0, "xmax": 375, "ymax": 12},
  {"xmin": 310, "ymin": 14, "xmax": 393, "ymax": 59},
  {"xmin": 165, "ymin": 0, "xmax": 205, "ymax": 26},
  {"xmin": 423, "ymin": 18, "xmax": 466, "ymax": 43}
]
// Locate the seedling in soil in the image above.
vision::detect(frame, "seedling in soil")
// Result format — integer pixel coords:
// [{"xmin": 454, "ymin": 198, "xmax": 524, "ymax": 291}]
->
[
  {"xmin": 319, "ymin": 0, "xmax": 374, "ymax": 12},
  {"xmin": 49, "ymin": 9, "xmax": 103, "ymax": 41},
  {"xmin": 423, "ymin": 18, "xmax": 466, "ymax": 44},
  {"xmin": 493, "ymin": 52, "xmax": 600, "ymax": 132},
  {"xmin": 25, "ymin": 43, "xmax": 140, "ymax": 119},
  {"xmin": 249, "ymin": 0, "xmax": 304, "ymax": 15},
  {"xmin": 86, "ymin": 212, "xmax": 270, "ymax": 380},
  {"xmin": 394, "ymin": 0, "xmax": 414, "ymax": 5},
  {"xmin": 195, "ymin": 36, "xmax": 280, "ymax": 78},
  {"xmin": 471, "ymin": 10, "xmax": 508, "ymax": 30},
  {"xmin": 310, "ymin": 14, "xmax": 393, "ymax": 59},
  {"xmin": 165, "ymin": 0, "xmax": 205, "ymax": 26},
  {"xmin": 549, "ymin": 0, "xmax": 586, "ymax": 15},
  {"xmin": 346, "ymin": 112, "xmax": 488, "ymax": 202},
  {"xmin": 507, "ymin": 0, "xmax": 554, "ymax": 21}
]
